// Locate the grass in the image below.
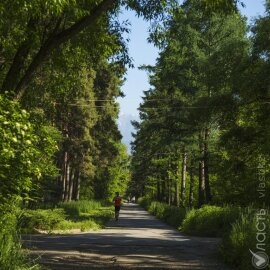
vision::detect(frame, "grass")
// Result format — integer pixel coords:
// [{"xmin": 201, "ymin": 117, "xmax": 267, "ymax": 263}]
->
[
  {"xmin": 1, "ymin": 200, "xmax": 113, "ymax": 269},
  {"xmin": 181, "ymin": 205, "xmax": 241, "ymax": 237},
  {"xmin": 20, "ymin": 208, "xmax": 66, "ymax": 233},
  {"xmin": 139, "ymin": 197, "xmax": 270, "ymax": 270},
  {"xmin": 139, "ymin": 198, "xmax": 187, "ymax": 228},
  {"xmin": 58, "ymin": 200, "xmax": 102, "ymax": 217},
  {"xmin": 21, "ymin": 200, "xmax": 114, "ymax": 233},
  {"xmin": 220, "ymin": 209, "xmax": 270, "ymax": 270},
  {"xmin": 148, "ymin": 201, "xmax": 187, "ymax": 228},
  {"xmin": 0, "ymin": 203, "xmax": 40, "ymax": 270}
]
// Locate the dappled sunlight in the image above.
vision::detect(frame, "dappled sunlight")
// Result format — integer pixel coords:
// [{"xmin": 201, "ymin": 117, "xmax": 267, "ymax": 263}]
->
[{"xmin": 23, "ymin": 204, "xmax": 230, "ymax": 270}]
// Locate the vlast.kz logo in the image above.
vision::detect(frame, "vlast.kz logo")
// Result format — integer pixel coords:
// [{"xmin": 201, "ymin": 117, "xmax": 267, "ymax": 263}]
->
[{"xmin": 250, "ymin": 250, "xmax": 269, "ymax": 269}]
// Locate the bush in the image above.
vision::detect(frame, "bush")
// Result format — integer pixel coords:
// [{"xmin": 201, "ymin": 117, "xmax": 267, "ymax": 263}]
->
[
  {"xmin": 58, "ymin": 200, "xmax": 102, "ymax": 218},
  {"xmin": 221, "ymin": 209, "xmax": 270, "ymax": 270},
  {"xmin": 164, "ymin": 206, "xmax": 187, "ymax": 228},
  {"xmin": 21, "ymin": 201, "xmax": 114, "ymax": 233},
  {"xmin": 0, "ymin": 95, "xmax": 58, "ymax": 204},
  {"xmin": 139, "ymin": 198, "xmax": 187, "ymax": 228},
  {"xmin": 54, "ymin": 208, "xmax": 113, "ymax": 231},
  {"xmin": 0, "ymin": 203, "xmax": 40, "ymax": 270},
  {"xmin": 148, "ymin": 202, "xmax": 187, "ymax": 228},
  {"xmin": 21, "ymin": 208, "xmax": 66, "ymax": 232},
  {"xmin": 138, "ymin": 197, "xmax": 152, "ymax": 210},
  {"xmin": 182, "ymin": 205, "xmax": 241, "ymax": 236}
]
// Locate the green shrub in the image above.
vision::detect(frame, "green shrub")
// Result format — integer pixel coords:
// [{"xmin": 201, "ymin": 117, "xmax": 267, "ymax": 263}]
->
[
  {"xmin": 221, "ymin": 209, "xmax": 270, "ymax": 270},
  {"xmin": 21, "ymin": 208, "xmax": 66, "ymax": 232},
  {"xmin": 54, "ymin": 219, "xmax": 100, "ymax": 231},
  {"xmin": 0, "ymin": 203, "xmax": 40, "ymax": 270},
  {"xmin": 182, "ymin": 205, "xmax": 241, "ymax": 236},
  {"xmin": 0, "ymin": 95, "xmax": 58, "ymax": 205},
  {"xmin": 54, "ymin": 208, "xmax": 113, "ymax": 232},
  {"xmin": 58, "ymin": 200, "xmax": 102, "ymax": 218},
  {"xmin": 138, "ymin": 197, "xmax": 152, "ymax": 210},
  {"xmin": 21, "ymin": 201, "xmax": 114, "ymax": 233},
  {"xmin": 164, "ymin": 206, "xmax": 187, "ymax": 227},
  {"xmin": 149, "ymin": 201, "xmax": 167, "ymax": 218},
  {"xmin": 139, "ymin": 199, "xmax": 187, "ymax": 228}
]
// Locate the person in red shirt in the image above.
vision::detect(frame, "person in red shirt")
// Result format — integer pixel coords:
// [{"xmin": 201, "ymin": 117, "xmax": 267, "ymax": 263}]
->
[{"xmin": 113, "ymin": 192, "xmax": 122, "ymax": 221}]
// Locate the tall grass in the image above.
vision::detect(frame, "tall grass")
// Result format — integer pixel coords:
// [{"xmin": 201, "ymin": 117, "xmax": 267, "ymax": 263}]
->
[
  {"xmin": 0, "ymin": 203, "xmax": 39, "ymax": 270},
  {"xmin": 21, "ymin": 208, "xmax": 66, "ymax": 233},
  {"xmin": 221, "ymin": 209, "xmax": 270, "ymax": 270},
  {"xmin": 138, "ymin": 197, "xmax": 152, "ymax": 210},
  {"xmin": 138, "ymin": 198, "xmax": 187, "ymax": 228},
  {"xmin": 139, "ymin": 198, "xmax": 270, "ymax": 270},
  {"xmin": 148, "ymin": 201, "xmax": 187, "ymax": 228},
  {"xmin": 182, "ymin": 205, "xmax": 241, "ymax": 236},
  {"xmin": 21, "ymin": 200, "xmax": 113, "ymax": 233},
  {"xmin": 58, "ymin": 200, "xmax": 102, "ymax": 217}
]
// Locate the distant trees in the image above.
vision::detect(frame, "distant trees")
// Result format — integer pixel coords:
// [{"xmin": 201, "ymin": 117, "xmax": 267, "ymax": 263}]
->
[{"xmin": 131, "ymin": 0, "xmax": 270, "ymax": 207}]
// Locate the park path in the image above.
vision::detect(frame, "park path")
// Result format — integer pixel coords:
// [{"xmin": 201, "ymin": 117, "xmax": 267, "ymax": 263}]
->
[{"xmin": 23, "ymin": 204, "xmax": 232, "ymax": 270}]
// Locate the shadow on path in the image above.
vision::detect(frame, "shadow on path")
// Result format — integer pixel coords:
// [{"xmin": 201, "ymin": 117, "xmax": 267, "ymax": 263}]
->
[{"xmin": 23, "ymin": 204, "xmax": 232, "ymax": 270}]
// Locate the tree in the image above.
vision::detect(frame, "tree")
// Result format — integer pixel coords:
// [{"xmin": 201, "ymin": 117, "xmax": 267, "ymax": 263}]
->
[
  {"xmin": 0, "ymin": 96, "xmax": 59, "ymax": 203},
  {"xmin": 0, "ymin": 0, "xmax": 245, "ymax": 100},
  {"xmin": 131, "ymin": 0, "xmax": 256, "ymax": 207}
]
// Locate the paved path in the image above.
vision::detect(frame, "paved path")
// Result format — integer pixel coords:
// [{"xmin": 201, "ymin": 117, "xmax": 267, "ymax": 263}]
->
[{"xmin": 23, "ymin": 204, "xmax": 232, "ymax": 270}]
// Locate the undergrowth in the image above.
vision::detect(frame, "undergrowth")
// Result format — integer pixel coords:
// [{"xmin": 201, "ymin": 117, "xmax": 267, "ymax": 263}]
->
[
  {"xmin": 138, "ymin": 197, "xmax": 270, "ymax": 270},
  {"xmin": 21, "ymin": 200, "xmax": 113, "ymax": 233}
]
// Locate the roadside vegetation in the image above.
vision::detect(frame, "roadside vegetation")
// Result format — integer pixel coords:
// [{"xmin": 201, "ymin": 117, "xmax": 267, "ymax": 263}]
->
[
  {"xmin": 0, "ymin": 204, "xmax": 40, "ymax": 270},
  {"xmin": 139, "ymin": 197, "xmax": 270, "ymax": 270},
  {"xmin": 131, "ymin": 1, "xmax": 270, "ymax": 269},
  {"xmin": 21, "ymin": 200, "xmax": 113, "ymax": 233}
]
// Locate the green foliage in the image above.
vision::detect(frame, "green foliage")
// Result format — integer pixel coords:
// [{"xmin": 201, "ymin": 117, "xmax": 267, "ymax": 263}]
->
[
  {"xmin": 20, "ymin": 200, "xmax": 114, "ymax": 233},
  {"xmin": 131, "ymin": 0, "xmax": 270, "ymax": 209},
  {"xmin": 149, "ymin": 201, "xmax": 187, "ymax": 227},
  {"xmin": 54, "ymin": 219, "xmax": 101, "ymax": 232},
  {"xmin": 182, "ymin": 205, "xmax": 241, "ymax": 236},
  {"xmin": 21, "ymin": 208, "xmax": 66, "ymax": 232},
  {"xmin": 138, "ymin": 197, "xmax": 152, "ymax": 209},
  {"xmin": 0, "ymin": 96, "xmax": 58, "ymax": 203},
  {"xmin": 58, "ymin": 200, "xmax": 102, "ymax": 217},
  {"xmin": 0, "ymin": 203, "xmax": 40, "ymax": 270},
  {"xmin": 221, "ymin": 210, "xmax": 270, "ymax": 270},
  {"xmin": 141, "ymin": 198, "xmax": 270, "ymax": 269},
  {"xmin": 54, "ymin": 208, "xmax": 113, "ymax": 231},
  {"xmin": 106, "ymin": 143, "xmax": 130, "ymax": 200},
  {"xmin": 139, "ymin": 198, "xmax": 187, "ymax": 228}
]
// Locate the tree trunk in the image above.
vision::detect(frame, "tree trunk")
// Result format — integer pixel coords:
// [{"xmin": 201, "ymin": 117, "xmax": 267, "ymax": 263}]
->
[
  {"xmin": 189, "ymin": 153, "xmax": 195, "ymax": 208},
  {"xmin": 181, "ymin": 146, "xmax": 187, "ymax": 206},
  {"xmin": 61, "ymin": 151, "xmax": 68, "ymax": 201},
  {"xmin": 168, "ymin": 174, "xmax": 171, "ymax": 206},
  {"xmin": 204, "ymin": 128, "xmax": 212, "ymax": 203},
  {"xmin": 68, "ymin": 166, "xmax": 74, "ymax": 201},
  {"xmin": 74, "ymin": 171, "xmax": 81, "ymax": 201},
  {"xmin": 175, "ymin": 163, "xmax": 180, "ymax": 206},
  {"xmin": 12, "ymin": 0, "xmax": 118, "ymax": 99},
  {"xmin": 1, "ymin": 18, "xmax": 36, "ymax": 92},
  {"xmin": 161, "ymin": 178, "xmax": 166, "ymax": 202},
  {"xmin": 64, "ymin": 159, "xmax": 70, "ymax": 202},
  {"xmin": 198, "ymin": 130, "xmax": 205, "ymax": 207},
  {"xmin": 157, "ymin": 177, "xmax": 161, "ymax": 201}
]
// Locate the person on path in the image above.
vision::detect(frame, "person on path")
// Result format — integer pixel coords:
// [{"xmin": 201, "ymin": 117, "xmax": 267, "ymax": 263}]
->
[{"xmin": 113, "ymin": 192, "xmax": 122, "ymax": 221}]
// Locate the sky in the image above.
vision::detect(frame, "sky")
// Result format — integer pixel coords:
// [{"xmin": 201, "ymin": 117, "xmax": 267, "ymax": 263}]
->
[{"xmin": 117, "ymin": 0, "xmax": 266, "ymax": 117}]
